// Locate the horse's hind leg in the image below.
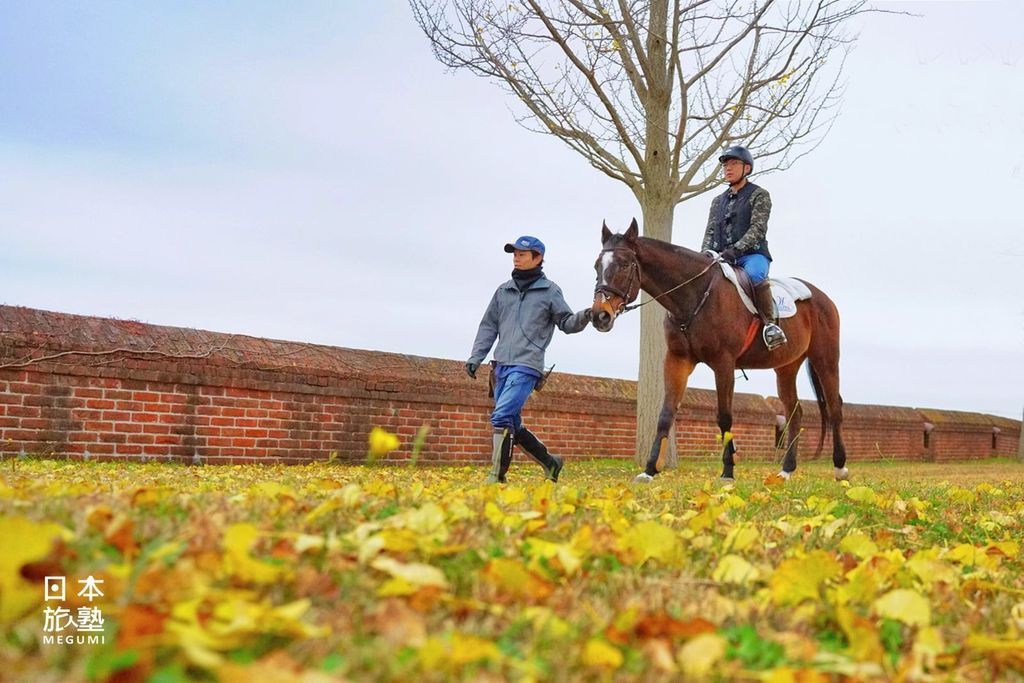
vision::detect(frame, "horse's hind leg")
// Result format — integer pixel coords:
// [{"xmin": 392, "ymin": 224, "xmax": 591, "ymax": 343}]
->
[
  {"xmin": 816, "ymin": 363, "xmax": 848, "ymax": 478},
  {"xmin": 638, "ymin": 353, "xmax": 694, "ymax": 480},
  {"xmin": 808, "ymin": 339, "xmax": 848, "ymax": 479},
  {"xmin": 775, "ymin": 358, "xmax": 805, "ymax": 478}
]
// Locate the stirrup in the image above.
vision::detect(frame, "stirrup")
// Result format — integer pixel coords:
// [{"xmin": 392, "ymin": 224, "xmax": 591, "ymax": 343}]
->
[{"xmin": 762, "ymin": 323, "xmax": 787, "ymax": 351}]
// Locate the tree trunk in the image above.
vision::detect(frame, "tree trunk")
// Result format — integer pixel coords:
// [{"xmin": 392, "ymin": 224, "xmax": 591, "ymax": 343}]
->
[
  {"xmin": 1018, "ymin": 407, "xmax": 1023, "ymax": 463},
  {"xmin": 635, "ymin": 198, "xmax": 675, "ymax": 467},
  {"xmin": 634, "ymin": 0, "xmax": 676, "ymax": 468}
]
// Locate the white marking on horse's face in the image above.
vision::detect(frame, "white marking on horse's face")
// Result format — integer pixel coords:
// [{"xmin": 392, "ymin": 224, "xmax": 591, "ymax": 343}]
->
[{"xmin": 599, "ymin": 251, "xmax": 615, "ymax": 286}]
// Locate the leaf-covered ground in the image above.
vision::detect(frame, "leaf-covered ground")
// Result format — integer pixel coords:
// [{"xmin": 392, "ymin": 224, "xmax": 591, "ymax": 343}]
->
[{"xmin": 2, "ymin": 457, "xmax": 1024, "ymax": 682}]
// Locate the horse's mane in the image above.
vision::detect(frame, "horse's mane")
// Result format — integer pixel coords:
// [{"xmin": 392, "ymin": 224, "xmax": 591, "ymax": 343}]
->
[{"xmin": 633, "ymin": 235, "xmax": 713, "ymax": 264}]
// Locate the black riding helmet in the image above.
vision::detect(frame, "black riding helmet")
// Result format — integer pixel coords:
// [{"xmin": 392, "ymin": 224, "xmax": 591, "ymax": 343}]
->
[{"xmin": 718, "ymin": 146, "xmax": 754, "ymax": 172}]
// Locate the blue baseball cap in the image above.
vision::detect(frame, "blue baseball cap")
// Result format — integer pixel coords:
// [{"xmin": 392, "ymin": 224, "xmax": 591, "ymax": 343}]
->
[{"xmin": 503, "ymin": 235, "xmax": 545, "ymax": 255}]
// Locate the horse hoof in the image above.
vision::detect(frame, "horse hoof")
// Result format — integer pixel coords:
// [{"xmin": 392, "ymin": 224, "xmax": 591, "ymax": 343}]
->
[
  {"xmin": 834, "ymin": 467, "xmax": 850, "ymax": 481},
  {"xmin": 719, "ymin": 477, "xmax": 735, "ymax": 486},
  {"xmin": 633, "ymin": 473, "xmax": 654, "ymax": 484},
  {"xmin": 777, "ymin": 470, "xmax": 792, "ymax": 481}
]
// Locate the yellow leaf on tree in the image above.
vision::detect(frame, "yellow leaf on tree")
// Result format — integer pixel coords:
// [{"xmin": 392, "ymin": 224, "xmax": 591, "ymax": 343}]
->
[
  {"xmin": 582, "ymin": 638, "xmax": 623, "ymax": 669},
  {"xmin": 713, "ymin": 554, "xmax": 761, "ymax": 586},
  {"xmin": 874, "ymin": 589, "xmax": 931, "ymax": 627}
]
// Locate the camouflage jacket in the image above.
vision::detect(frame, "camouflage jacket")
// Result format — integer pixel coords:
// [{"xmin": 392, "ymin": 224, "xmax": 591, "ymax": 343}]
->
[{"xmin": 700, "ymin": 182, "xmax": 772, "ymax": 260}]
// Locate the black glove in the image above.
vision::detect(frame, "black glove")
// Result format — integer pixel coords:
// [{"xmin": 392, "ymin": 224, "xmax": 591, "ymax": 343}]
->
[
  {"xmin": 719, "ymin": 247, "xmax": 738, "ymax": 263},
  {"xmin": 580, "ymin": 308, "xmax": 593, "ymax": 322},
  {"xmin": 465, "ymin": 361, "xmax": 479, "ymax": 379}
]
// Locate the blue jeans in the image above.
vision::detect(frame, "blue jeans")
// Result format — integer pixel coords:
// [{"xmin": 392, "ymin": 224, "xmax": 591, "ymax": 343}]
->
[
  {"xmin": 736, "ymin": 254, "xmax": 770, "ymax": 285},
  {"xmin": 491, "ymin": 370, "xmax": 538, "ymax": 432}
]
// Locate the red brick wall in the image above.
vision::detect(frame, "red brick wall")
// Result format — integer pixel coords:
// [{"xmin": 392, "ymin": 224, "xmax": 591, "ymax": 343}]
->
[{"xmin": 0, "ymin": 305, "xmax": 1018, "ymax": 465}]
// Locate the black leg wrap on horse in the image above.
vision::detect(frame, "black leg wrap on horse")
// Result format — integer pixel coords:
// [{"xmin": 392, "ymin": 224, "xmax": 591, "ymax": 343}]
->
[
  {"xmin": 721, "ymin": 441, "xmax": 736, "ymax": 479},
  {"xmin": 644, "ymin": 438, "xmax": 665, "ymax": 477}
]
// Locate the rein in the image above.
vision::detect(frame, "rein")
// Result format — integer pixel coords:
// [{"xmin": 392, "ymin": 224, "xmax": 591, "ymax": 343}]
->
[
  {"xmin": 596, "ymin": 245, "xmax": 720, "ymax": 314},
  {"xmin": 624, "ymin": 258, "xmax": 718, "ymax": 313}
]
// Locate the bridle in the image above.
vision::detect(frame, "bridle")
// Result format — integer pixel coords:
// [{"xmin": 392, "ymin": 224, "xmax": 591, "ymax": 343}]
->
[
  {"xmin": 594, "ymin": 247, "xmax": 642, "ymax": 314},
  {"xmin": 595, "ymin": 245, "xmax": 721, "ymax": 316}
]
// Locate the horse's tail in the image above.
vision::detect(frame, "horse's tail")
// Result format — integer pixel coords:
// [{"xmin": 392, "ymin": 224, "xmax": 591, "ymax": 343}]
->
[{"xmin": 806, "ymin": 360, "xmax": 829, "ymax": 459}]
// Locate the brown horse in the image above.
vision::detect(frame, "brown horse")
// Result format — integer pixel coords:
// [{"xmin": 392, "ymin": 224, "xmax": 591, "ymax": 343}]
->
[{"xmin": 590, "ymin": 219, "xmax": 849, "ymax": 483}]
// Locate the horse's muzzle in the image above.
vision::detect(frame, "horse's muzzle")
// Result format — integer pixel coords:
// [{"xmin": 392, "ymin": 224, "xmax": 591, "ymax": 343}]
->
[{"xmin": 590, "ymin": 301, "xmax": 616, "ymax": 332}]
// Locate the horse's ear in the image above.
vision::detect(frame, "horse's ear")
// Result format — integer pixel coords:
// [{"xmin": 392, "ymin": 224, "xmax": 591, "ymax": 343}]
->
[
  {"xmin": 625, "ymin": 218, "xmax": 639, "ymax": 242},
  {"xmin": 601, "ymin": 221, "xmax": 612, "ymax": 244}
]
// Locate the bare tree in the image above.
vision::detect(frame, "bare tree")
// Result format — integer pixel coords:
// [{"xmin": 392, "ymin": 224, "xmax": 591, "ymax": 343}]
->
[{"xmin": 412, "ymin": 0, "xmax": 871, "ymax": 466}]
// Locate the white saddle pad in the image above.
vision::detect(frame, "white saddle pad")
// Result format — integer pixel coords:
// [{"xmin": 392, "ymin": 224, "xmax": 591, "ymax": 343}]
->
[{"xmin": 714, "ymin": 258, "xmax": 811, "ymax": 319}]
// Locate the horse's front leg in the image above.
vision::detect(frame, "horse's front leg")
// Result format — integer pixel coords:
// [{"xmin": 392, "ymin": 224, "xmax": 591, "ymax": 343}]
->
[
  {"xmin": 635, "ymin": 353, "xmax": 694, "ymax": 481},
  {"xmin": 713, "ymin": 364, "xmax": 738, "ymax": 481}
]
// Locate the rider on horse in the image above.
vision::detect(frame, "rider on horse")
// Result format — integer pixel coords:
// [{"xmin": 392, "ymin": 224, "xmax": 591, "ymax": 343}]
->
[{"xmin": 701, "ymin": 146, "xmax": 787, "ymax": 350}]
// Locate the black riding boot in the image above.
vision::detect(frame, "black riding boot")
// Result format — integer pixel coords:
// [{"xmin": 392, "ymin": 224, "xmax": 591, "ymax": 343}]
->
[
  {"xmin": 485, "ymin": 428, "xmax": 514, "ymax": 484},
  {"xmin": 755, "ymin": 282, "xmax": 787, "ymax": 350},
  {"xmin": 514, "ymin": 427, "xmax": 564, "ymax": 482}
]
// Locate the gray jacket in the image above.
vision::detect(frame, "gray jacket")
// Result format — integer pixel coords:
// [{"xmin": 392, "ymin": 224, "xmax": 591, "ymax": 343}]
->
[{"xmin": 469, "ymin": 275, "xmax": 589, "ymax": 374}]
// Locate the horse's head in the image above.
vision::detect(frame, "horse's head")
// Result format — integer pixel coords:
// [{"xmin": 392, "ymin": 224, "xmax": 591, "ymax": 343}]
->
[{"xmin": 591, "ymin": 218, "xmax": 641, "ymax": 332}]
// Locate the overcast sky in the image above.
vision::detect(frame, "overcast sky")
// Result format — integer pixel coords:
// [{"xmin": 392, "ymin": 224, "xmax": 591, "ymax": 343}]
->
[{"xmin": 1, "ymin": 1, "xmax": 1021, "ymax": 420}]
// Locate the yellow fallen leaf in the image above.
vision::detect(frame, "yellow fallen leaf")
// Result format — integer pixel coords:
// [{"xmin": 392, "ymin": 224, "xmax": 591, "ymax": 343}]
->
[
  {"xmin": 713, "ymin": 554, "xmax": 761, "ymax": 586},
  {"xmin": 499, "ymin": 487, "xmax": 527, "ymax": 506},
  {"xmin": 582, "ymin": 638, "xmax": 623, "ymax": 669},
  {"xmin": 846, "ymin": 486, "xmax": 880, "ymax": 505},
  {"xmin": 222, "ymin": 523, "xmax": 286, "ymax": 585},
  {"xmin": 678, "ymin": 633, "xmax": 728, "ymax": 677},
  {"xmin": 618, "ymin": 520, "xmax": 682, "ymax": 566},
  {"xmin": 419, "ymin": 632, "xmax": 502, "ymax": 671},
  {"xmin": 839, "ymin": 531, "xmax": 878, "ymax": 559},
  {"xmin": 0, "ymin": 517, "xmax": 66, "ymax": 625},
  {"xmin": 723, "ymin": 523, "xmax": 760, "ymax": 552},
  {"xmin": 874, "ymin": 588, "xmax": 931, "ymax": 627},
  {"xmin": 965, "ymin": 633, "xmax": 1024, "ymax": 653},
  {"xmin": 482, "ymin": 558, "xmax": 553, "ymax": 601},
  {"xmin": 523, "ymin": 536, "xmax": 583, "ymax": 575},
  {"xmin": 837, "ymin": 605, "xmax": 884, "ymax": 663},
  {"xmin": 770, "ymin": 550, "xmax": 842, "ymax": 606},
  {"xmin": 987, "ymin": 540, "xmax": 1020, "ymax": 559},
  {"xmin": 370, "ymin": 557, "xmax": 448, "ymax": 589},
  {"xmin": 368, "ymin": 427, "xmax": 400, "ymax": 457}
]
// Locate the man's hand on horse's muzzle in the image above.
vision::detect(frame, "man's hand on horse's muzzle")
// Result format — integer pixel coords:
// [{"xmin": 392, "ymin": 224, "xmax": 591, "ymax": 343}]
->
[
  {"xmin": 465, "ymin": 361, "xmax": 479, "ymax": 379},
  {"xmin": 720, "ymin": 247, "xmax": 738, "ymax": 263}
]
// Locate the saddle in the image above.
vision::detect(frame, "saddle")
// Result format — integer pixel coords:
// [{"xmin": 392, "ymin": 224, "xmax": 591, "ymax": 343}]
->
[{"xmin": 711, "ymin": 254, "xmax": 812, "ymax": 319}]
